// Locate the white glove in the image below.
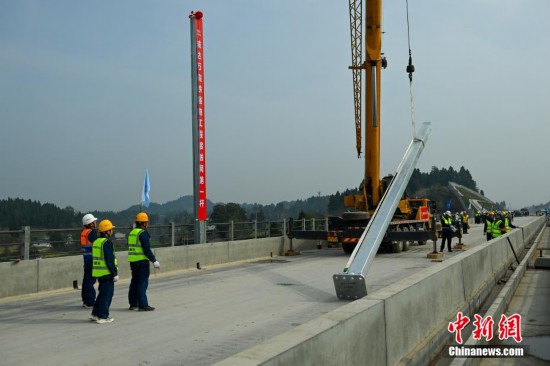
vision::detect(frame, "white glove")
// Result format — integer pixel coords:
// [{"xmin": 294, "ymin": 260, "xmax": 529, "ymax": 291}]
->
[
  {"xmin": 153, "ymin": 261, "xmax": 160, "ymax": 269},
  {"xmin": 113, "ymin": 275, "xmax": 119, "ymax": 282}
]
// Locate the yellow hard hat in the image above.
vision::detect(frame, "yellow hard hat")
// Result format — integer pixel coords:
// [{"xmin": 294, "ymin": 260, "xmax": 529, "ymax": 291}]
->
[
  {"xmin": 135, "ymin": 212, "xmax": 149, "ymax": 222},
  {"xmin": 98, "ymin": 220, "xmax": 115, "ymax": 232}
]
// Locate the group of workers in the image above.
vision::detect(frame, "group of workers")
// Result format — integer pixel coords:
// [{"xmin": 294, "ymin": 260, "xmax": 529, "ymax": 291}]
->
[
  {"xmin": 439, "ymin": 209, "xmax": 516, "ymax": 253},
  {"xmin": 80, "ymin": 212, "xmax": 160, "ymax": 324},
  {"xmin": 481, "ymin": 210, "xmax": 516, "ymax": 241}
]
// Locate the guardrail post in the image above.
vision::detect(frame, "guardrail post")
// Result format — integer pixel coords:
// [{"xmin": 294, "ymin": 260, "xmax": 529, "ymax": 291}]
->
[
  {"xmin": 325, "ymin": 217, "xmax": 329, "ymax": 231},
  {"xmin": 267, "ymin": 221, "xmax": 271, "ymax": 237},
  {"xmin": 283, "ymin": 219, "xmax": 286, "ymax": 237},
  {"xmin": 254, "ymin": 220, "xmax": 257, "ymax": 239},
  {"xmin": 312, "ymin": 218, "xmax": 316, "ymax": 231},
  {"xmin": 302, "ymin": 218, "xmax": 306, "ymax": 231},
  {"xmin": 230, "ymin": 221, "xmax": 234, "ymax": 241},
  {"xmin": 23, "ymin": 226, "xmax": 30, "ymax": 260},
  {"xmin": 170, "ymin": 221, "xmax": 175, "ymax": 247}
]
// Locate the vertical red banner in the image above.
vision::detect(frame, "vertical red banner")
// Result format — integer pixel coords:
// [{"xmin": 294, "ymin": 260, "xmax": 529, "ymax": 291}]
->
[{"xmin": 193, "ymin": 12, "xmax": 207, "ymax": 220}]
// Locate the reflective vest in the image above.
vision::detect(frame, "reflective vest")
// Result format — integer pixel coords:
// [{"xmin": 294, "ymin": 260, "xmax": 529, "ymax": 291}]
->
[
  {"xmin": 486, "ymin": 220, "xmax": 493, "ymax": 234},
  {"xmin": 128, "ymin": 228, "xmax": 148, "ymax": 262},
  {"xmin": 92, "ymin": 238, "xmax": 117, "ymax": 277},
  {"xmin": 442, "ymin": 216, "xmax": 452, "ymax": 231},
  {"xmin": 462, "ymin": 214, "xmax": 469, "ymax": 223},
  {"xmin": 81, "ymin": 229, "xmax": 93, "ymax": 261},
  {"xmin": 505, "ymin": 218, "xmax": 510, "ymax": 233},
  {"xmin": 492, "ymin": 220, "xmax": 503, "ymax": 238}
]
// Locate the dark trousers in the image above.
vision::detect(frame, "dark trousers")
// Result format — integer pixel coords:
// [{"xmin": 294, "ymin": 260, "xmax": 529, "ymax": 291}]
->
[
  {"xmin": 462, "ymin": 223, "xmax": 468, "ymax": 234},
  {"xmin": 81, "ymin": 260, "xmax": 96, "ymax": 306},
  {"xmin": 92, "ymin": 276, "xmax": 114, "ymax": 319},
  {"xmin": 487, "ymin": 233, "xmax": 492, "ymax": 241},
  {"xmin": 129, "ymin": 260, "xmax": 150, "ymax": 308},
  {"xmin": 440, "ymin": 231, "xmax": 453, "ymax": 252}
]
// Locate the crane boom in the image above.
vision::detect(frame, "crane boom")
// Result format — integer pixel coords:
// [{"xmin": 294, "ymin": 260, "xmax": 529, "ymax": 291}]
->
[
  {"xmin": 348, "ymin": 0, "xmax": 363, "ymax": 158},
  {"xmin": 347, "ymin": 0, "xmax": 383, "ymax": 212}
]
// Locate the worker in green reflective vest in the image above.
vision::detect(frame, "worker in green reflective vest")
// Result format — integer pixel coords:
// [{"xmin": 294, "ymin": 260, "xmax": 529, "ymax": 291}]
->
[
  {"xmin": 91, "ymin": 220, "xmax": 118, "ymax": 324},
  {"xmin": 484, "ymin": 212, "xmax": 495, "ymax": 241},
  {"xmin": 491, "ymin": 213, "xmax": 507, "ymax": 239},
  {"xmin": 127, "ymin": 212, "xmax": 160, "ymax": 312}
]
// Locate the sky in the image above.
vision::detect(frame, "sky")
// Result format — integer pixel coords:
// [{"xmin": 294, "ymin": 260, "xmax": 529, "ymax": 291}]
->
[{"xmin": 1, "ymin": 0, "xmax": 550, "ymax": 213}]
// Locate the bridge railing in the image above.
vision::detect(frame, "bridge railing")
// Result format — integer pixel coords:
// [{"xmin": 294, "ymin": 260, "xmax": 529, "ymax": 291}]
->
[{"xmin": 0, "ymin": 218, "xmax": 326, "ymax": 262}]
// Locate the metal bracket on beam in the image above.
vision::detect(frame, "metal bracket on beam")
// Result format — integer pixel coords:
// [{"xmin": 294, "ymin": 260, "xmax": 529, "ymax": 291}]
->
[{"xmin": 333, "ymin": 274, "xmax": 367, "ymax": 300}]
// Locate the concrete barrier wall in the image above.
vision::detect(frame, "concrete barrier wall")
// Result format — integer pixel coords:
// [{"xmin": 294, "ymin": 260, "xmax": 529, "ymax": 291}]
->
[
  {"xmin": 217, "ymin": 216, "xmax": 546, "ymax": 366},
  {"xmin": 0, "ymin": 236, "xmax": 319, "ymax": 299}
]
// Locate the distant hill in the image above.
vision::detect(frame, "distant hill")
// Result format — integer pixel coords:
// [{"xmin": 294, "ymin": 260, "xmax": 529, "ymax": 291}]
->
[{"xmin": 0, "ymin": 165, "xmax": 519, "ymax": 229}]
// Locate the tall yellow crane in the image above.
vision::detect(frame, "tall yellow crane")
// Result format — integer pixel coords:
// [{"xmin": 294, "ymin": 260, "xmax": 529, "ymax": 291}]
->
[
  {"xmin": 346, "ymin": 0, "xmax": 385, "ymax": 213},
  {"xmin": 336, "ymin": 0, "xmax": 433, "ymax": 254},
  {"xmin": 289, "ymin": 1, "xmax": 434, "ymax": 255}
]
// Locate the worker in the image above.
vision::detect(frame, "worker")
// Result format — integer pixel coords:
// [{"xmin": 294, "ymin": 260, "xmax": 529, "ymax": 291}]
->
[
  {"xmin": 440, "ymin": 211, "xmax": 454, "ymax": 253},
  {"xmin": 91, "ymin": 220, "xmax": 118, "ymax": 324},
  {"xmin": 128, "ymin": 212, "xmax": 160, "ymax": 312},
  {"xmin": 454, "ymin": 212, "xmax": 461, "ymax": 224},
  {"xmin": 461, "ymin": 210, "xmax": 469, "ymax": 234},
  {"xmin": 81, "ymin": 213, "xmax": 98, "ymax": 309},
  {"xmin": 502, "ymin": 211, "xmax": 516, "ymax": 232},
  {"xmin": 483, "ymin": 212, "xmax": 495, "ymax": 241},
  {"xmin": 491, "ymin": 212, "xmax": 507, "ymax": 239}
]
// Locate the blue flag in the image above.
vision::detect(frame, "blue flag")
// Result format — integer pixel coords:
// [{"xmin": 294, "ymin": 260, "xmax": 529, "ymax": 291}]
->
[
  {"xmin": 141, "ymin": 169, "xmax": 151, "ymax": 208},
  {"xmin": 445, "ymin": 200, "xmax": 451, "ymax": 211},
  {"xmin": 468, "ymin": 201, "xmax": 472, "ymax": 210}
]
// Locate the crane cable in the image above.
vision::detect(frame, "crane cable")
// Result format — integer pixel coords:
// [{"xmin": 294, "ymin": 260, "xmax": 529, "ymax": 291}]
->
[{"xmin": 405, "ymin": 0, "xmax": 417, "ymax": 139}]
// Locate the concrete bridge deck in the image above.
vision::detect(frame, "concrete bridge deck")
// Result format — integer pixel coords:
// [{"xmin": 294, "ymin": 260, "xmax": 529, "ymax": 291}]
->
[{"xmin": 0, "ymin": 216, "xmax": 544, "ymax": 365}]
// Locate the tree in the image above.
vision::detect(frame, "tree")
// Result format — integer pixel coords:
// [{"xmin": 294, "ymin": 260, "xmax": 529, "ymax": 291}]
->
[{"xmin": 210, "ymin": 203, "xmax": 246, "ymax": 223}]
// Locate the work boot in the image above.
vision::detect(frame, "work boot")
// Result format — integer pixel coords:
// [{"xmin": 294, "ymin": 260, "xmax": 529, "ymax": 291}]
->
[
  {"xmin": 129, "ymin": 306, "xmax": 139, "ymax": 311},
  {"xmin": 138, "ymin": 306, "xmax": 155, "ymax": 312}
]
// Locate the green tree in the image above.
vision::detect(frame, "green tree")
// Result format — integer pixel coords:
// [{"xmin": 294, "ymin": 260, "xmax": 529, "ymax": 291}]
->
[{"xmin": 210, "ymin": 203, "xmax": 246, "ymax": 223}]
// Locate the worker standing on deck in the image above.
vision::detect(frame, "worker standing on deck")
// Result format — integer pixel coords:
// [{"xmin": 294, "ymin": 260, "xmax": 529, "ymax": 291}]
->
[
  {"xmin": 81, "ymin": 214, "xmax": 98, "ymax": 309},
  {"xmin": 503, "ymin": 211, "xmax": 516, "ymax": 232},
  {"xmin": 484, "ymin": 212, "xmax": 495, "ymax": 241},
  {"xmin": 491, "ymin": 212, "xmax": 507, "ymax": 239},
  {"xmin": 461, "ymin": 210, "xmax": 469, "ymax": 234},
  {"xmin": 91, "ymin": 220, "xmax": 118, "ymax": 324},
  {"xmin": 128, "ymin": 212, "xmax": 160, "ymax": 312},
  {"xmin": 440, "ymin": 211, "xmax": 454, "ymax": 253}
]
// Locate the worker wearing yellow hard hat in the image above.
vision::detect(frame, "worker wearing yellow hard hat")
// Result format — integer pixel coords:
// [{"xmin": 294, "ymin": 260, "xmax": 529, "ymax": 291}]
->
[
  {"xmin": 127, "ymin": 212, "xmax": 160, "ymax": 312},
  {"xmin": 91, "ymin": 219, "xmax": 118, "ymax": 324},
  {"xmin": 483, "ymin": 212, "xmax": 495, "ymax": 241}
]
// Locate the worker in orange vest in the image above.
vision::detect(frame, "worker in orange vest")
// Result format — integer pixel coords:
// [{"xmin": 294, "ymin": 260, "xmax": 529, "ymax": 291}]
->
[{"xmin": 81, "ymin": 213, "xmax": 98, "ymax": 308}]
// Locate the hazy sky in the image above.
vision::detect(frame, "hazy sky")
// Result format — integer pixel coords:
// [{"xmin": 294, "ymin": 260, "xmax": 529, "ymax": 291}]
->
[{"xmin": 1, "ymin": 0, "xmax": 549, "ymax": 213}]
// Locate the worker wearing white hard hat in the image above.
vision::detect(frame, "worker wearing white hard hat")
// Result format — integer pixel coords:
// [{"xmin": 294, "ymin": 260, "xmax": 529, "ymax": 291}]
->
[
  {"xmin": 81, "ymin": 213, "xmax": 98, "ymax": 308},
  {"xmin": 440, "ymin": 211, "xmax": 454, "ymax": 252}
]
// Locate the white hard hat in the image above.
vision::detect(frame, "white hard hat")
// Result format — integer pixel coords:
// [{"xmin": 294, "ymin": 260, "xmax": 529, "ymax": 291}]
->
[
  {"xmin": 82, "ymin": 213, "xmax": 98, "ymax": 226},
  {"xmin": 445, "ymin": 211, "xmax": 451, "ymax": 215}
]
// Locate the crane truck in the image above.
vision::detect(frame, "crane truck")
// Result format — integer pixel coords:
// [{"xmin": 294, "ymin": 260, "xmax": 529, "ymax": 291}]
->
[{"xmin": 289, "ymin": 0, "xmax": 437, "ymax": 253}]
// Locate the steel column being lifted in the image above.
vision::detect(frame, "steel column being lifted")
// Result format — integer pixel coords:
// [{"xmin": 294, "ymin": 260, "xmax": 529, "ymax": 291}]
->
[{"xmin": 333, "ymin": 122, "xmax": 432, "ymax": 300}]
